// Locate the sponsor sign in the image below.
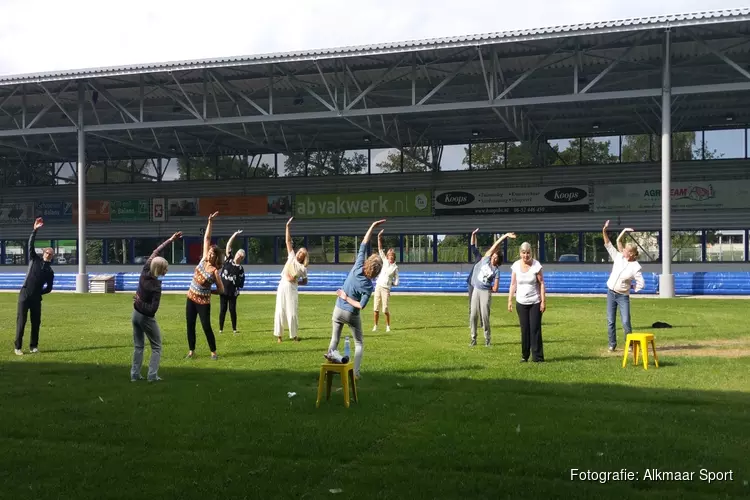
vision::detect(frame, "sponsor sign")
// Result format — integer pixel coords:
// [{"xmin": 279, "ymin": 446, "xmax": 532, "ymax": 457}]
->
[
  {"xmin": 433, "ymin": 186, "xmax": 590, "ymax": 215},
  {"xmin": 35, "ymin": 201, "xmax": 73, "ymax": 219},
  {"xmin": 593, "ymin": 180, "xmax": 750, "ymax": 211},
  {"xmin": 267, "ymin": 195, "xmax": 292, "ymax": 215},
  {"xmin": 152, "ymin": 198, "xmax": 166, "ymax": 222},
  {"xmin": 0, "ymin": 203, "xmax": 34, "ymax": 223},
  {"xmin": 72, "ymin": 201, "xmax": 111, "ymax": 222},
  {"xmin": 198, "ymin": 196, "xmax": 268, "ymax": 217},
  {"xmin": 294, "ymin": 191, "xmax": 431, "ymax": 219},
  {"xmin": 110, "ymin": 199, "xmax": 150, "ymax": 222},
  {"xmin": 168, "ymin": 198, "xmax": 198, "ymax": 217}
]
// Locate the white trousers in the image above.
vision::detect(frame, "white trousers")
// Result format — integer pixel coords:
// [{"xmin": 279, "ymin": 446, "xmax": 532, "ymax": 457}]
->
[{"xmin": 273, "ymin": 280, "xmax": 299, "ymax": 338}]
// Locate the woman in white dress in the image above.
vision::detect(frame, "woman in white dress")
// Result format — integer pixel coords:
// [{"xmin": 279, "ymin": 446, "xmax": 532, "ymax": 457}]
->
[
  {"xmin": 508, "ymin": 242, "xmax": 546, "ymax": 363},
  {"xmin": 273, "ymin": 217, "xmax": 308, "ymax": 343}
]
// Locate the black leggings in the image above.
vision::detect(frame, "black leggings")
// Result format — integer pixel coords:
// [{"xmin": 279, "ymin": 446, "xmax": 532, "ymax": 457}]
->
[
  {"xmin": 186, "ymin": 298, "xmax": 217, "ymax": 352},
  {"xmin": 517, "ymin": 302, "xmax": 544, "ymax": 361},
  {"xmin": 219, "ymin": 294, "xmax": 238, "ymax": 331}
]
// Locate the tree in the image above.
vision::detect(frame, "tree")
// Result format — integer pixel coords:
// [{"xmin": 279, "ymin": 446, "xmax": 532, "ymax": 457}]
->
[
  {"xmin": 282, "ymin": 150, "xmax": 367, "ymax": 176},
  {"xmin": 177, "ymin": 155, "xmax": 275, "ymax": 180},
  {"xmin": 1, "ymin": 161, "xmax": 56, "ymax": 187},
  {"xmin": 621, "ymin": 132, "xmax": 721, "ymax": 162},
  {"xmin": 462, "ymin": 141, "xmax": 536, "ymax": 169},
  {"xmin": 375, "ymin": 146, "xmax": 433, "ymax": 173},
  {"xmin": 554, "ymin": 137, "xmax": 617, "ymax": 166}
]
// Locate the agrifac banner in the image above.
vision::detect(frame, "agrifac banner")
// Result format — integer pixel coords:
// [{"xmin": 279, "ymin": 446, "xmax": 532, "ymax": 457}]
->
[
  {"xmin": 593, "ymin": 180, "xmax": 750, "ymax": 211},
  {"xmin": 433, "ymin": 186, "xmax": 591, "ymax": 215},
  {"xmin": 294, "ymin": 191, "xmax": 432, "ymax": 219}
]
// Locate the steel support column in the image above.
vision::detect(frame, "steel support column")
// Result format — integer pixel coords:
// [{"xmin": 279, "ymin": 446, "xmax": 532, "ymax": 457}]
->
[
  {"xmin": 76, "ymin": 84, "xmax": 89, "ymax": 293},
  {"xmin": 659, "ymin": 29, "xmax": 674, "ymax": 298}
]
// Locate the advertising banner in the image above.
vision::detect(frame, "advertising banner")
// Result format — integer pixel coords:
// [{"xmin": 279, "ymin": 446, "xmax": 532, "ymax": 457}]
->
[
  {"xmin": 72, "ymin": 201, "xmax": 110, "ymax": 222},
  {"xmin": 152, "ymin": 198, "xmax": 166, "ymax": 222},
  {"xmin": 110, "ymin": 199, "xmax": 150, "ymax": 222},
  {"xmin": 0, "ymin": 203, "xmax": 34, "ymax": 223},
  {"xmin": 267, "ymin": 195, "xmax": 292, "ymax": 215},
  {"xmin": 433, "ymin": 186, "xmax": 591, "ymax": 215},
  {"xmin": 198, "ymin": 196, "xmax": 268, "ymax": 217},
  {"xmin": 294, "ymin": 191, "xmax": 431, "ymax": 219},
  {"xmin": 35, "ymin": 201, "xmax": 73, "ymax": 219},
  {"xmin": 168, "ymin": 198, "xmax": 198, "ymax": 217},
  {"xmin": 593, "ymin": 180, "xmax": 750, "ymax": 212}
]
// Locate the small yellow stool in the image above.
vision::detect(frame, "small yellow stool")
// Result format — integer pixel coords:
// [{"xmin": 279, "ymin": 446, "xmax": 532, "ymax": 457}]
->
[
  {"xmin": 622, "ymin": 333, "xmax": 659, "ymax": 370},
  {"xmin": 316, "ymin": 362, "xmax": 358, "ymax": 408}
]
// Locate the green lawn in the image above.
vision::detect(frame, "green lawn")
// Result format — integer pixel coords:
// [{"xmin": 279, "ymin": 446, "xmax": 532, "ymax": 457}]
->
[{"xmin": 1, "ymin": 293, "xmax": 749, "ymax": 499}]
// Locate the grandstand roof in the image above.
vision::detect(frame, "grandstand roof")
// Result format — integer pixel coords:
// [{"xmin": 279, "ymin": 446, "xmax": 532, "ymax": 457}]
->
[{"xmin": 1, "ymin": 7, "xmax": 750, "ymax": 164}]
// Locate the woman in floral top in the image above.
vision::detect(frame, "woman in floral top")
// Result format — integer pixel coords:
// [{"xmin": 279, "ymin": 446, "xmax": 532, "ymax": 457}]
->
[
  {"xmin": 185, "ymin": 211, "xmax": 225, "ymax": 359},
  {"xmin": 219, "ymin": 230, "xmax": 246, "ymax": 335}
]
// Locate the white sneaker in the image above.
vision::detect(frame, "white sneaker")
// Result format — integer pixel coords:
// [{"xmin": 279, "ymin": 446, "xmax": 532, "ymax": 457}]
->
[
  {"xmin": 14, "ymin": 349, "xmax": 23, "ymax": 356},
  {"xmin": 30, "ymin": 348, "xmax": 39, "ymax": 353},
  {"xmin": 372, "ymin": 325, "xmax": 377, "ymax": 332},
  {"xmin": 386, "ymin": 326, "xmax": 391, "ymax": 333}
]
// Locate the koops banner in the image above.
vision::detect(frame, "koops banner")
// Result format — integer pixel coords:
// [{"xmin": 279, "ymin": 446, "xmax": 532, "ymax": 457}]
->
[
  {"xmin": 294, "ymin": 191, "xmax": 431, "ymax": 219},
  {"xmin": 593, "ymin": 180, "xmax": 750, "ymax": 211},
  {"xmin": 433, "ymin": 186, "xmax": 591, "ymax": 215}
]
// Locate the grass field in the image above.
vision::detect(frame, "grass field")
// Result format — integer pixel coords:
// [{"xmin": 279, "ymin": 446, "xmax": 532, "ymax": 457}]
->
[{"xmin": 1, "ymin": 292, "xmax": 749, "ymax": 499}]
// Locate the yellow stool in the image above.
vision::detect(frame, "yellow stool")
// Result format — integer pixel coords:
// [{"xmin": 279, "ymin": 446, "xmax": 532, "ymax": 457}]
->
[
  {"xmin": 316, "ymin": 362, "xmax": 358, "ymax": 408},
  {"xmin": 622, "ymin": 333, "xmax": 659, "ymax": 370}
]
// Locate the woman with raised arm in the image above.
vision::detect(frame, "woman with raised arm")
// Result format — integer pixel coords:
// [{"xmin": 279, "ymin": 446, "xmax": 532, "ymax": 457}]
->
[
  {"xmin": 508, "ymin": 242, "xmax": 546, "ymax": 363},
  {"xmin": 273, "ymin": 217, "xmax": 309, "ymax": 343},
  {"xmin": 131, "ymin": 231, "xmax": 182, "ymax": 382},
  {"xmin": 219, "ymin": 230, "xmax": 246, "ymax": 335},
  {"xmin": 327, "ymin": 219, "xmax": 386, "ymax": 379},
  {"xmin": 468, "ymin": 232, "xmax": 516, "ymax": 347},
  {"xmin": 466, "ymin": 227, "xmax": 484, "ymax": 330},
  {"xmin": 372, "ymin": 229, "xmax": 400, "ymax": 332},
  {"xmin": 185, "ymin": 212, "xmax": 225, "ymax": 360},
  {"xmin": 602, "ymin": 220, "xmax": 645, "ymax": 352}
]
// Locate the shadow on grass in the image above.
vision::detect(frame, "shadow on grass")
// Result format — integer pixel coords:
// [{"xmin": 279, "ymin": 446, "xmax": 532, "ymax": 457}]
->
[
  {"xmin": 40, "ymin": 345, "xmax": 131, "ymax": 354},
  {"xmin": 0, "ymin": 362, "xmax": 748, "ymax": 500}
]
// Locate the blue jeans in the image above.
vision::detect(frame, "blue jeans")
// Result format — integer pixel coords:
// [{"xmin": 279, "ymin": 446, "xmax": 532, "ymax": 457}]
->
[{"xmin": 606, "ymin": 289, "xmax": 631, "ymax": 348}]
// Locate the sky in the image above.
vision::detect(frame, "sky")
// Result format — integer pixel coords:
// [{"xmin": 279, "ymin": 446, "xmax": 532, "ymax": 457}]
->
[{"xmin": 1, "ymin": 0, "xmax": 746, "ymax": 172}]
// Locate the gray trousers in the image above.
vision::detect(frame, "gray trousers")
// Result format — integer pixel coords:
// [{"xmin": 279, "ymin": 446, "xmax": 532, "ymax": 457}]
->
[
  {"xmin": 467, "ymin": 284, "xmax": 484, "ymax": 329},
  {"xmin": 131, "ymin": 309, "xmax": 162, "ymax": 380},
  {"xmin": 328, "ymin": 306, "xmax": 364, "ymax": 376},
  {"xmin": 470, "ymin": 288, "xmax": 492, "ymax": 344}
]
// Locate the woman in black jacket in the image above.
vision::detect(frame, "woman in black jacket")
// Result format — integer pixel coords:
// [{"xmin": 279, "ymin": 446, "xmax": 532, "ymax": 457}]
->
[
  {"xmin": 219, "ymin": 230, "xmax": 246, "ymax": 335},
  {"xmin": 131, "ymin": 232, "xmax": 181, "ymax": 382}
]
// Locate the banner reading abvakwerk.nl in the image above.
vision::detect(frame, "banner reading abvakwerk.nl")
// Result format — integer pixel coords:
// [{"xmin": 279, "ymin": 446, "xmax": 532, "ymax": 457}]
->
[{"xmin": 294, "ymin": 191, "xmax": 432, "ymax": 219}]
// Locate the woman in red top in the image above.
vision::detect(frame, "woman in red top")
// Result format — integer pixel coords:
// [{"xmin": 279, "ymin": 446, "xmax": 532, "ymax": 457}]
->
[{"xmin": 186, "ymin": 212, "xmax": 225, "ymax": 359}]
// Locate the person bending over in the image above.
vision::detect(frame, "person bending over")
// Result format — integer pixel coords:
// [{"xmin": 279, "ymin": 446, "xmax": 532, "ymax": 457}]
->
[
  {"xmin": 372, "ymin": 229, "xmax": 399, "ymax": 332},
  {"xmin": 327, "ymin": 219, "xmax": 386, "ymax": 379},
  {"xmin": 15, "ymin": 217, "xmax": 55, "ymax": 356},
  {"xmin": 468, "ymin": 232, "xmax": 516, "ymax": 347},
  {"xmin": 220, "ymin": 230, "xmax": 246, "ymax": 335},
  {"xmin": 185, "ymin": 212, "xmax": 225, "ymax": 359},
  {"xmin": 466, "ymin": 227, "xmax": 484, "ymax": 330},
  {"xmin": 132, "ymin": 232, "xmax": 181, "ymax": 381}
]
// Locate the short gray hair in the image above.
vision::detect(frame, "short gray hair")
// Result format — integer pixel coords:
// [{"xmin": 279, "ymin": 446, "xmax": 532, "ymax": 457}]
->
[
  {"xmin": 520, "ymin": 242, "xmax": 532, "ymax": 253},
  {"xmin": 150, "ymin": 256, "xmax": 168, "ymax": 277},
  {"xmin": 235, "ymin": 249, "xmax": 246, "ymax": 262}
]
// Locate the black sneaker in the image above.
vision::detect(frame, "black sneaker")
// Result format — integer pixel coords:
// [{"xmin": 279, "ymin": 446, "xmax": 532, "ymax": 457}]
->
[{"xmin": 468, "ymin": 339, "xmax": 477, "ymax": 347}]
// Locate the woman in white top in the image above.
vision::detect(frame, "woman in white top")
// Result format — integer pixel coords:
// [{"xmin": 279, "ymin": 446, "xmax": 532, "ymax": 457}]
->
[
  {"xmin": 602, "ymin": 220, "xmax": 645, "ymax": 352},
  {"xmin": 508, "ymin": 242, "xmax": 546, "ymax": 363},
  {"xmin": 372, "ymin": 229, "xmax": 400, "ymax": 332},
  {"xmin": 273, "ymin": 217, "xmax": 309, "ymax": 343}
]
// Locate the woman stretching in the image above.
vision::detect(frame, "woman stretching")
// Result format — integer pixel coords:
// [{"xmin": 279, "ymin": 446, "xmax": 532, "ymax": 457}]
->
[
  {"xmin": 602, "ymin": 220, "xmax": 644, "ymax": 352},
  {"xmin": 468, "ymin": 232, "xmax": 516, "ymax": 347},
  {"xmin": 273, "ymin": 217, "xmax": 308, "ymax": 343},
  {"xmin": 131, "ymin": 231, "xmax": 181, "ymax": 382},
  {"xmin": 186, "ymin": 212, "xmax": 225, "ymax": 359},
  {"xmin": 220, "ymin": 230, "xmax": 246, "ymax": 335},
  {"xmin": 372, "ymin": 229, "xmax": 399, "ymax": 332},
  {"xmin": 508, "ymin": 242, "xmax": 546, "ymax": 363},
  {"xmin": 466, "ymin": 227, "xmax": 483, "ymax": 329},
  {"xmin": 327, "ymin": 219, "xmax": 386, "ymax": 379}
]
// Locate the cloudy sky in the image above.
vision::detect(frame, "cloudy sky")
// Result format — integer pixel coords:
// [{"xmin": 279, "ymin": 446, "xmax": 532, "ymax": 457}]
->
[{"xmin": 0, "ymin": 0, "xmax": 745, "ymax": 76}]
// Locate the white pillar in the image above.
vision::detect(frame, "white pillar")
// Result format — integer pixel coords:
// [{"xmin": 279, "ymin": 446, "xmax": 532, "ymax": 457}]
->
[
  {"xmin": 76, "ymin": 84, "xmax": 89, "ymax": 293},
  {"xmin": 659, "ymin": 29, "xmax": 675, "ymax": 298}
]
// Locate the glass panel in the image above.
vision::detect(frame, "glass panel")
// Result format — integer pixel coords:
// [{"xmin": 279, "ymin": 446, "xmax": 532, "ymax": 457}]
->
[
  {"xmin": 306, "ymin": 236, "xmax": 335, "ymax": 264},
  {"xmin": 706, "ymin": 230, "xmax": 745, "ymax": 262},
  {"xmin": 370, "ymin": 147, "xmax": 402, "ymax": 174},
  {"xmin": 671, "ymin": 231, "xmax": 702, "ymax": 262},
  {"xmin": 543, "ymin": 233, "xmax": 580, "ymax": 262},
  {"xmin": 439, "ymin": 145, "xmax": 469, "ymax": 171},
  {"xmin": 338, "ymin": 236, "xmax": 359, "ymax": 264},
  {"xmin": 87, "ymin": 240, "xmax": 104, "ymax": 265},
  {"xmin": 470, "ymin": 141, "xmax": 505, "ymax": 170},
  {"xmin": 549, "ymin": 139, "xmax": 576, "ymax": 166},
  {"xmin": 704, "ymin": 129, "xmax": 744, "ymax": 159},
  {"xmin": 403, "ymin": 234, "xmax": 433, "ymax": 262},
  {"xmin": 4, "ymin": 240, "xmax": 27, "ymax": 265},
  {"xmin": 437, "ymin": 234, "xmax": 467, "ymax": 262},
  {"xmin": 247, "ymin": 237, "xmax": 274, "ymax": 264},
  {"xmin": 107, "ymin": 238, "xmax": 130, "ymax": 264}
]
